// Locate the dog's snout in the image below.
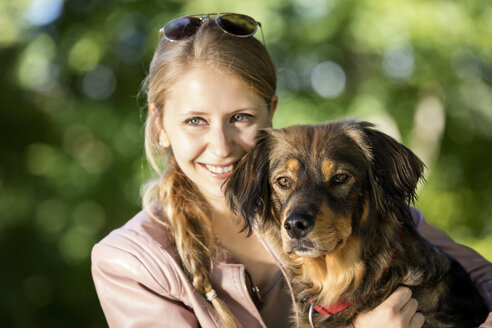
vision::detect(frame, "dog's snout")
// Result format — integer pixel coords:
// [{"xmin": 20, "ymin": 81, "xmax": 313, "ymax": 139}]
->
[{"xmin": 283, "ymin": 214, "xmax": 314, "ymax": 239}]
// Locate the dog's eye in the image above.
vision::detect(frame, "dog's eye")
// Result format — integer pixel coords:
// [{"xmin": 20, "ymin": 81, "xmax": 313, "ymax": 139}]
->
[
  {"xmin": 332, "ymin": 174, "xmax": 350, "ymax": 185},
  {"xmin": 276, "ymin": 177, "xmax": 292, "ymax": 189}
]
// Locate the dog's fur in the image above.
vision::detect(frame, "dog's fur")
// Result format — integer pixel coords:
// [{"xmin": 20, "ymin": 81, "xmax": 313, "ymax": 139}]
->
[{"xmin": 226, "ymin": 120, "xmax": 488, "ymax": 328}]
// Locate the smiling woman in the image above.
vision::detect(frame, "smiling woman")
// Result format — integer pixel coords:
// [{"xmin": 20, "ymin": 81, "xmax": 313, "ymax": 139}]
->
[{"xmin": 92, "ymin": 16, "xmax": 286, "ymax": 328}]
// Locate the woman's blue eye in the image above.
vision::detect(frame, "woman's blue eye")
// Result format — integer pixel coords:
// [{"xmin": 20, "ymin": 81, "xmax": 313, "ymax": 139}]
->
[
  {"xmin": 185, "ymin": 117, "xmax": 206, "ymax": 126},
  {"xmin": 231, "ymin": 113, "xmax": 253, "ymax": 123}
]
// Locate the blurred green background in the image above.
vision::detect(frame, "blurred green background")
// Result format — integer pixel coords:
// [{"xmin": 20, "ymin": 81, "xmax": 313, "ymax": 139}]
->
[{"xmin": 1, "ymin": 0, "xmax": 491, "ymax": 326}]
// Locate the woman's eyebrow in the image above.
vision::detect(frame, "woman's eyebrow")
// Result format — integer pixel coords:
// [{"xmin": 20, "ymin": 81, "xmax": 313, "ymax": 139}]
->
[
  {"xmin": 179, "ymin": 107, "xmax": 261, "ymax": 116},
  {"xmin": 232, "ymin": 106, "xmax": 262, "ymax": 112},
  {"xmin": 178, "ymin": 110, "xmax": 208, "ymax": 116}
]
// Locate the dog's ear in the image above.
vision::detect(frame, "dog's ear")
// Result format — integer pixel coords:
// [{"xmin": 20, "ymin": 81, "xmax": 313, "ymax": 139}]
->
[
  {"xmin": 361, "ymin": 122, "xmax": 425, "ymax": 215},
  {"xmin": 225, "ymin": 129, "xmax": 272, "ymax": 235}
]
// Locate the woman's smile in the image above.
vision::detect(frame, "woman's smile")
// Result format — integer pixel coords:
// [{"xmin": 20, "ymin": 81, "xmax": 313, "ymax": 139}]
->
[{"xmin": 199, "ymin": 162, "xmax": 235, "ymax": 178}]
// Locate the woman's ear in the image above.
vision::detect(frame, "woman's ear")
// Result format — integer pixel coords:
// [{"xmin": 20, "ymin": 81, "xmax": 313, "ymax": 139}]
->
[
  {"xmin": 159, "ymin": 130, "xmax": 170, "ymax": 148},
  {"xmin": 149, "ymin": 103, "xmax": 170, "ymax": 148},
  {"xmin": 268, "ymin": 95, "xmax": 278, "ymax": 127},
  {"xmin": 149, "ymin": 103, "xmax": 158, "ymax": 115}
]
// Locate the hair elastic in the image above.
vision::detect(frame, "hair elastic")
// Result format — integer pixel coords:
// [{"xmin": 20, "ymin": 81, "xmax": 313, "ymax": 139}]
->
[{"xmin": 205, "ymin": 289, "xmax": 217, "ymax": 302}]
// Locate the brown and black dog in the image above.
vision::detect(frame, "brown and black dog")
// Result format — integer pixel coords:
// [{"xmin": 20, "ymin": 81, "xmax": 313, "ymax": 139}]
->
[{"xmin": 226, "ymin": 120, "xmax": 488, "ymax": 328}]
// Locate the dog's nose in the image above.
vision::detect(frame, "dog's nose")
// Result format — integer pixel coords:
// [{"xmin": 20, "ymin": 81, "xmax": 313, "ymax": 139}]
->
[{"xmin": 283, "ymin": 214, "xmax": 314, "ymax": 239}]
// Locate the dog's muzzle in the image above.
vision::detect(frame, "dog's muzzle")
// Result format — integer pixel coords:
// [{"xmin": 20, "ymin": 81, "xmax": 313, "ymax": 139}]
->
[{"xmin": 283, "ymin": 213, "xmax": 314, "ymax": 239}]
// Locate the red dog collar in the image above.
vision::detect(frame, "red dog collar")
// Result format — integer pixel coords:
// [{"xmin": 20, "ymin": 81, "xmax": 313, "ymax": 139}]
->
[
  {"xmin": 308, "ymin": 300, "xmax": 351, "ymax": 328},
  {"xmin": 309, "ymin": 299, "xmax": 352, "ymax": 315}
]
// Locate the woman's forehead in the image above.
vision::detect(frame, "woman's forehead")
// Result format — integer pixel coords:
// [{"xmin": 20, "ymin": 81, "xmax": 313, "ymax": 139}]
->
[{"xmin": 163, "ymin": 65, "xmax": 267, "ymax": 114}]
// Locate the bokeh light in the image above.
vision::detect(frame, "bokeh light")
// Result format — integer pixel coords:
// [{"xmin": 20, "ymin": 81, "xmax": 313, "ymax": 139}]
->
[
  {"xmin": 24, "ymin": 0, "xmax": 63, "ymax": 26},
  {"xmin": 382, "ymin": 41, "xmax": 415, "ymax": 80},
  {"xmin": 82, "ymin": 65, "xmax": 117, "ymax": 100},
  {"xmin": 311, "ymin": 61, "xmax": 346, "ymax": 99},
  {"xmin": 67, "ymin": 34, "xmax": 103, "ymax": 73},
  {"xmin": 16, "ymin": 34, "xmax": 58, "ymax": 92}
]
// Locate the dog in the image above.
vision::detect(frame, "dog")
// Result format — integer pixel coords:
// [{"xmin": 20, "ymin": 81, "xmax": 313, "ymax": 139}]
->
[{"xmin": 225, "ymin": 120, "xmax": 488, "ymax": 328}]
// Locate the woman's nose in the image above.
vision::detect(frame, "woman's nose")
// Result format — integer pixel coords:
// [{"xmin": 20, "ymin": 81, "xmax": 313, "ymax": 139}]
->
[{"xmin": 208, "ymin": 124, "xmax": 234, "ymax": 157}]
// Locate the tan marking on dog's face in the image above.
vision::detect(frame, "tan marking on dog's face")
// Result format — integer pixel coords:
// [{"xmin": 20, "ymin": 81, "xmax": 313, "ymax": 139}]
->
[
  {"xmin": 286, "ymin": 158, "xmax": 299, "ymax": 173},
  {"xmin": 321, "ymin": 160, "xmax": 336, "ymax": 180}
]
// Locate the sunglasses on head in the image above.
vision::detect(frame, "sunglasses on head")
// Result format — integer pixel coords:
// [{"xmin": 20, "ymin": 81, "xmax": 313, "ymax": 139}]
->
[{"xmin": 159, "ymin": 13, "xmax": 264, "ymax": 43}]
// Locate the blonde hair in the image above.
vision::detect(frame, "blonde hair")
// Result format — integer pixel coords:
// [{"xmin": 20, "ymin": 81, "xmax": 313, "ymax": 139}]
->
[{"xmin": 141, "ymin": 20, "xmax": 276, "ymax": 327}]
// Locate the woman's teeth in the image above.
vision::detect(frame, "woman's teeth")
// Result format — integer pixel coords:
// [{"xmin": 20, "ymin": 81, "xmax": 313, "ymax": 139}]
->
[{"xmin": 205, "ymin": 164, "xmax": 233, "ymax": 174}]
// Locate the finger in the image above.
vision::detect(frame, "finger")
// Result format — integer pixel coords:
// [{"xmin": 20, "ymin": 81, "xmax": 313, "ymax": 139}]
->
[
  {"xmin": 409, "ymin": 312, "xmax": 425, "ymax": 328},
  {"xmin": 401, "ymin": 297, "xmax": 418, "ymax": 317},
  {"xmin": 384, "ymin": 286, "xmax": 413, "ymax": 311}
]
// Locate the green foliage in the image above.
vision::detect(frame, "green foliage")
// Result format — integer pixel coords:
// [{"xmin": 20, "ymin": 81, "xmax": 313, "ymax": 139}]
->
[{"xmin": 0, "ymin": 0, "xmax": 490, "ymax": 326}]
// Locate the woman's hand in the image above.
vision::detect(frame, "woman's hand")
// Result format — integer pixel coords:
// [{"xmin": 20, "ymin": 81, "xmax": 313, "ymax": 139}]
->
[{"xmin": 352, "ymin": 287, "xmax": 425, "ymax": 328}]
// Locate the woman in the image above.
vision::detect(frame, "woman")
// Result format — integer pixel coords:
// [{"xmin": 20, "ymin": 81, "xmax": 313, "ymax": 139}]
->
[{"xmin": 91, "ymin": 13, "xmax": 492, "ymax": 327}]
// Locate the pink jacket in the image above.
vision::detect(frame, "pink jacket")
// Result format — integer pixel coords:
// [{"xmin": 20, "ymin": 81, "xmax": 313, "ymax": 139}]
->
[{"xmin": 91, "ymin": 207, "xmax": 492, "ymax": 327}]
